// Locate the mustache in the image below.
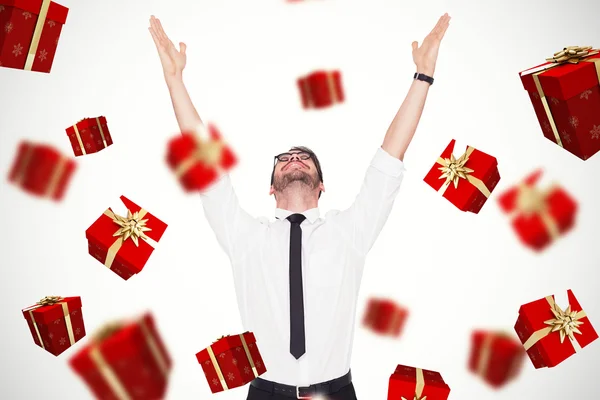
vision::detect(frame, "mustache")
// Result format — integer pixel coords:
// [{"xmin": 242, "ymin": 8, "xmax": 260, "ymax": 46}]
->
[{"xmin": 283, "ymin": 160, "xmax": 309, "ymax": 170}]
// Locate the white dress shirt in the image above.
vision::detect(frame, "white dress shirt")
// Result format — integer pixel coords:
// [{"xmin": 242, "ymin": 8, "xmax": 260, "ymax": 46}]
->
[{"xmin": 199, "ymin": 147, "xmax": 405, "ymax": 386}]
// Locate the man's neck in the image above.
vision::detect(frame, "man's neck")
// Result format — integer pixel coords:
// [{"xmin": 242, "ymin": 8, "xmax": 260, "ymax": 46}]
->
[{"xmin": 275, "ymin": 189, "xmax": 318, "ymax": 213}]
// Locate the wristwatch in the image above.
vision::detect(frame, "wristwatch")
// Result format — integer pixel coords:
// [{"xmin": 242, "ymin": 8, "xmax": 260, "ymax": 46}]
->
[{"xmin": 414, "ymin": 72, "xmax": 434, "ymax": 85}]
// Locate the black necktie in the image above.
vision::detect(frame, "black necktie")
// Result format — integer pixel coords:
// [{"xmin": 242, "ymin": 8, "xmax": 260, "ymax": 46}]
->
[{"xmin": 287, "ymin": 213, "xmax": 306, "ymax": 359}]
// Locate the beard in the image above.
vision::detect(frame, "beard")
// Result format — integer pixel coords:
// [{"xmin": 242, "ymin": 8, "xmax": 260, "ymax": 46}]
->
[{"xmin": 272, "ymin": 169, "xmax": 320, "ymax": 192}]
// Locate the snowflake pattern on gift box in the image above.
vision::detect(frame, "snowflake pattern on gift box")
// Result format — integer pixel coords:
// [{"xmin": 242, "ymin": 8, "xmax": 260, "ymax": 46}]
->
[
  {"xmin": 43, "ymin": 340, "xmax": 49, "ymax": 348},
  {"xmin": 75, "ymin": 327, "xmax": 81, "ymax": 336},
  {"xmin": 212, "ymin": 378, "xmax": 219, "ymax": 387},
  {"xmin": 227, "ymin": 372, "xmax": 235, "ymax": 381},
  {"xmin": 0, "ymin": 6, "xmax": 5, "ymax": 13},
  {"xmin": 569, "ymin": 116, "xmax": 580, "ymax": 128},
  {"xmin": 132, "ymin": 387, "xmax": 146, "ymax": 397},
  {"xmin": 232, "ymin": 358, "xmax": 238, "ymax": 366},
  {"xmin": 591, "ymin": 125, "xmax": 600, "ymax": 140},
  {"xmin": 54, "ymin": 319, "xmax": 61, "ymax": 325},
  {"xmin": 49, "ymin": 333, "xmax": 54, "ymax": 339},
  {"xmin": 255, "ymin": 360, "xmax": 262, "ymax": 369},
  {"xmin": 580, "ymin": 89, "xmax": 593, "ymax": 100},
  {"xmin": 4, "ymin": 22, "xmax": 12, "ymax": 34},
  {"xmin": 560, "ymin": 130, "xmax": 572, "ymax": 144},
  {"xmin": 244, "ymin": 366, "xmax": 251, "ymax": 375},
  {"xmin": 235, "ymin": 346, "xmax": 242, "ymax": 352},
  {"xmin": 96, "ymin": 139, "xmax": 102, "ymax": 146},
  {"xmin": 38, "ymin": 49, "xmax": 48, "ymax": 62},
  {"xmin": 47, "ymin": 20, "xmax": 56, "ymax": 28},
  {"xmin": 72, "ymin": 310, "xmax": 78, "ymax": 316},
  {"xmin": 85, "ymin": 142, "xmax": 92, "ymax": 150},
  {"xmin": 542, "ymin": 120, "xmax": 551, "ymax": 133},
  {"xmin": 59, "ymin": 337, "xmax": 67, "ymax": 346},
  {"xmin": 219, "ymin": 353, "xmax": 226, "ymax": 359},
  {"xmin": 549, "ymin": 97, "xmax": 560, "ymax": 105},
  {"xmin": 22, "ymin": 11, "xmax": 32, "ymax": 20},
  {"xmin": 248, "ymin": 343, "xmax": 254, "ymax": 349},
  {"xmin": 205, "ymin": 360, "xmax": 210, "ymax": 366},
  {"xmin": 532, "ymin": 92, "xmax": 540, "ymax": 100}
]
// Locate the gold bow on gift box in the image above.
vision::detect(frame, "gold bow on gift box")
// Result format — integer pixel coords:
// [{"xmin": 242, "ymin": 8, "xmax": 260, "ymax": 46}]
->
[
  {"xmin": 436, "ymin": 146, "xmax": 491, "ymax": 198},
  {"xmin": 522, "ymin": 46, "xmax": 600, "ymax": 148},
  {"xmin": 37, "ymin": 295, "xmax": 63, "ymax": 306},
  {"xmin": 511, "ymin": 182, "xmax": 561, "ymax": 241},
  {"xmin": 174, "ymin": 124, "xmax": 226, "ymax": 179},
  {"xmin": 523, "ymin": 296, "xmax": 587, "ymax": 353}
]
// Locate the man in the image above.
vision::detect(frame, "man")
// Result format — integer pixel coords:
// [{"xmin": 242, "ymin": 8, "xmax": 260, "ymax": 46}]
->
[{"xmin": 149, "ymin": 13, "xmax": 450, "ymax": 400}]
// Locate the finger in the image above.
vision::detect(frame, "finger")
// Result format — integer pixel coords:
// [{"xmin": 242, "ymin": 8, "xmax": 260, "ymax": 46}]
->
[
  {"xmin": 155, "ymin": 18, "xmax": 169, "ymax": 42},
  {"xmin": 430, "ymin": 14, "xmax": 445, "ymax": 34},
  {"xmin": 149, "ymin": 27, "xmax": 162, "ymax": 50},
  {"xmin": 179, "ymin": 42, "xmax": 187, "ymax": 55},
  {"xmin": 412, "ymin": 41, "xmax": 419, "ymax": 51},
  {"xmin": 438, "ymin": 20, "xmax": 450, "ymax": 39}
]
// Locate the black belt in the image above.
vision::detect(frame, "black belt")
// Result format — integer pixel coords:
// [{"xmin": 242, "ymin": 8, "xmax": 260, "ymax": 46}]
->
[{"xmin": 250, "ymin": 370, "xmax": 352, "ymax": 399}]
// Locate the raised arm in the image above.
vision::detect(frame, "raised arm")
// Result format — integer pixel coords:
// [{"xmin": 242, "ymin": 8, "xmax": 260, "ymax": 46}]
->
[
  {"xmin": 148, "ymin": 15, "xmax": 201, "ymax": 132},
  {"xmin": 149, "ymin": 16, "xmax": 264, "ymax": 259},
  {"xmin": 333, "ymin": 14, "xmax": 451, "ymax": 256},
  {"xmin": 382, "ymin": 13, "xmax": 451, "ymax": 161}
]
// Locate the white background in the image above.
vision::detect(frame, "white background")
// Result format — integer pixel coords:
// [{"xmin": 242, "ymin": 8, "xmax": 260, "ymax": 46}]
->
[{"xmin": 1, "ymin": 0, "xmax": 600, "ymax": 398}]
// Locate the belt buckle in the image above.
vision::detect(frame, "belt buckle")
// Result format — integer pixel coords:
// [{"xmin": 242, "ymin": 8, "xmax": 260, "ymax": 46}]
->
[{"xmin": 296, "ymin": 386, "xmax": 312, "ymax": 399}]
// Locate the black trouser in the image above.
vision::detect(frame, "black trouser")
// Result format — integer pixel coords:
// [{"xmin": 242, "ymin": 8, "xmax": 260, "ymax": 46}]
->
[{"xmin": 246, "ymin": 382, "xmax": 358, "ymax": 400}]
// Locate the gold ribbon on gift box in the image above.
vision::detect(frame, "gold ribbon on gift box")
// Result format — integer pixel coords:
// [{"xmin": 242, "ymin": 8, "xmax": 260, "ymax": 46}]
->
[
  {"xmin": 401, "ymin": 368, "xmax": 427, "ymax": 400},
  {"xmin": 436, "ymin": 146, "xmax": 491, "ymax": 198},
  {"xmin": 174, "ymin": 124, "xmax": 225, "ymax": 178},
  {"xmin": 12, "ymin": 143, "xmax": 70, "ymax": 199},
  {"xmin": 88, "ymin": 317, "xmax": 170, "ymax": 400},
  {"xmin": 72, "ymin": 117, "xmax": 108, "ymax": 156},
  {"xmin": 22, "ymin": 296, "xmax": 76, "ymax": 350},
  {"xmin": 522, "ymin": 295, "xmax": 587, "ymax": 353},
  {"xmin": 24, "ymin": 0, "xmax": 51, "ymax": 71},
  {"xmin": 207, "ymin": 334, "xmax": 259, "ymax": 391},
  {"xmin": 510, "ymin": 182, "xmax": 561, "ymax": 241},
  {"xmin": 521, "ymin": 46, "xmax": 600, "ymax": 148},
  {"xmin": 102, "ymin": 207, "xmax": 158, "ymax": 270},
  {"xmin": 475, "ymin": 331, "xmax": 522, "ymax": 380}
]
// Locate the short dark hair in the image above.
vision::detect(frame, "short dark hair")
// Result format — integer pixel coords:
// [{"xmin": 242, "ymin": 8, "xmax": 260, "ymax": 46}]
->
[{"xmin": 270, "ymin": 146, "xmax": 324, "ymax": 198}]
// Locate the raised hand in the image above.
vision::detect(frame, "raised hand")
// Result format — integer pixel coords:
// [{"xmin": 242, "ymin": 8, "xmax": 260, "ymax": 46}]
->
[
  {"xmin": 149, "ymin": 15, "xmax": 187, "ymax": 80},
  {"xmin": 412, "ymin": 13, "xmax": 451, "ymax": 77}
]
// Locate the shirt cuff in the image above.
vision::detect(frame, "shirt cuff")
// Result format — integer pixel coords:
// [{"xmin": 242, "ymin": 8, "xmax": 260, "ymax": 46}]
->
[{"xmin": 370, "ymin": 147, "xmax": 406, "ymax": 178}]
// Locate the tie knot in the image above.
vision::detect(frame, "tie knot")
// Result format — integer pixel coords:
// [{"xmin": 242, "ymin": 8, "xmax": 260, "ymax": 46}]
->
[{"xmin": 287, "ymin": 213, "xmax": 306, "ymax": 224}]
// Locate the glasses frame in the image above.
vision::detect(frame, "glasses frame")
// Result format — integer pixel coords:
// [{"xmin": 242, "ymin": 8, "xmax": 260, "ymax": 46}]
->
[{"xmin": 273, "ymin": 151, "xmax": 312, "ymax": 167}]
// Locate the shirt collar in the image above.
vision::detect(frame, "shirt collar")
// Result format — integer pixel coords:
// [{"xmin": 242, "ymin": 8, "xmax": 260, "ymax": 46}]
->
[{"xmin": 275, "ymin": 208, "xmax": 320, "ymax": 224}]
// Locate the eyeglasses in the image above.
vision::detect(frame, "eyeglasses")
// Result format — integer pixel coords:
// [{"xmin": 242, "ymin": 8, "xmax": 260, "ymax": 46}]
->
[{"xmin": 273, "ymin": 151, "xmax": 312, "ymax": 165}]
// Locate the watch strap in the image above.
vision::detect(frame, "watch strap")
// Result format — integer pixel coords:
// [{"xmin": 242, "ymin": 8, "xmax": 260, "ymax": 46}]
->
[{"xmin": 414, "ymin": 72, "xmax": 434, "ymax": 85}]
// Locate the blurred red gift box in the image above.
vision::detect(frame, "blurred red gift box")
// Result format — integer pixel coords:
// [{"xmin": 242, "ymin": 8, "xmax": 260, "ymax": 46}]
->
[
  {"xmin": 468, "ymin": 330, "xmax": 525, "ymax": 388},
  {"xmin": 297, "ymin": 70, "xmax": 344, "ymax": 109},
  {"xmin": 363, "ymin": 297, "xmax": 408, "ymax": 338}
]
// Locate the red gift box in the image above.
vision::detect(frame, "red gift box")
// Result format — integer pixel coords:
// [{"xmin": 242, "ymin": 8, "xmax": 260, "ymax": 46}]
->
[
  {"xmin": 388, "ymin": 364, "xmax": 450, "ymax": 400},
  {"xmin": 514, "ymin": 289, "xmax": 598, "ymax": 368},
  {"xmin": 22, "ymin": 296, "xmax": 86, "ymax": 356},
  {"xmin": 166, "ymin": 123, "xmax": 237, "ymax": 192},
  {"xmin": 520, "ymin": 46, "xmax": 600, "ymax": 160},
  {"xmin": 363, "ymin": 298, "xmax": 408, "ymax": 337},
  {"xmin": 70, "ymin": 313, "xmax": 172, "ymax": 400},
  {"xmin": 0, "ymin": 0, "xmax": 68, "ymax": 73},
  {"xmin": 297, "ymin": 70, "xmax": 344, "ymax": 109},
  {"xmin": 497, "ymin": 169, "xmax": 577, "ymax": 251},
  {"xmin": 65, "ymin": 116, "xmax": 113, "ymax": 156},
  {"xmin": 468, "ymin": 330, "xmax": 525, "ymax": 388},
  {"xmin": 196, "ymin": 332, "xmax": 267, "ymax": 394},
  {"xmin": 8, "ymin": 140, "xmax": 76, "ymax": 201},
  {"xmin": 85, "ymin": 195, "xmax": 168, "ymax": 280},
  {"xmin": 424, "ymin": 139, "xmax": 501, "ymax": 213}
]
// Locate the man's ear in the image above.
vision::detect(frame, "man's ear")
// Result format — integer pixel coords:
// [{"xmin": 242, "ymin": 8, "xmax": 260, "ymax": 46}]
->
[
  {"xmin": 319, "ymin": 182, "xmax": 325, "ymax": 193},
  {"xmin": 269, "ymin": 185, "xmax": 275, "ymax": 196}
]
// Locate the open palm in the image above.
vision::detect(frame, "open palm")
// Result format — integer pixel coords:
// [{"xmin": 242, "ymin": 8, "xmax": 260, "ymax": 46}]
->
[
  {"xmin": 149, "ymin": 15, "xmax": 187, "ymax": 78},
  {"xmin": 412, "ymin": 13, "xmax": 451, "ymax": 76}
]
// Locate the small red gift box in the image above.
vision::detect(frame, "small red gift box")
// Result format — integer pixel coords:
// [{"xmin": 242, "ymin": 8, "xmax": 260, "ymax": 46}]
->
[
  {"xmin": 468, "ymin": 330, "xmax": 525, "ymax": 388},
  {"xmin": 520, "ymin": 46, "xmax": 600, "ymax": 160},
  {"xmin": 297, "ymin": 70, "xmax": 344, "ymax": 109},
  {"xmin": 424, "ymin": 139, "xmax": 501, "ymax": 213},
  {"xmin": 514, "ymin": 289, "xmax": 598, "ymax": 368},
  {"xmin": 196, "ymin": 332, "xmax": 267, "ymax": 394},
  {"xmin": 0, "ymin": 0, "xmax": 68, "ymax": 73},
  {"xmin": 363, "ymin": 298, "xmax": 408, "ymax": 338},
  {"xmin": 388, "ymin": 364, "xmax": 450, "ymax": 400},
  {"xmin": 22, "ymin": 296, "xmax": 86, "ymax": 356},
  {"xmin": 166, "ymin": 123, "xmax": 237, "ymax": 192},
  {"xmin": 85, "ymin": 195, "xmax": 168, "ymax": 280},
  {"xmin": 497, "ymin": 169, "xmax": 577, "ymax": 251},
  {"xmin": 70, "ymin": 313, "xmax": 172, "ymax": 400},
  {"xmin": 65, "ymin": 116, "xmax": 113, "ymax": 156},
  {"xmin": 8, "ymin": 140, "xmax": 76, "ymax": 201}
]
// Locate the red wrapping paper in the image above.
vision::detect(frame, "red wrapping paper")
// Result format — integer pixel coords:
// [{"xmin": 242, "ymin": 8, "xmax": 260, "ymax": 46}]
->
[
  {"xmin": 8, "ymin": 140, "xmax": 76, "ymax": 201},
  {"xmin": 196, "ymin": 332, "xmax": 267, "ymax": 394},
  {"xmin": 514, "ymin": 289, "xmax": 598, "ymax": 368},
  {"xmin": 363, "ymin": 298, "xmax": 408, "ymax": 337},
  {"xmin": 85, "ymin": 195, "xmax": 168, "ymax": 280},
  {"xmin": 166, "ymin": 123, "xmax": 237, "ymax": 192},
  {"xmin": 468, "ymin": 330, "xmax": 525, "ymax": 388},
  {"xmin": 520, "ymin": 50, "xmax": 600, "ymax": 160},
  {"xmin": 65, "ymin": 116, "xmax": 113, "ymax": 156},
  {"xmin": 70, "ymin": 313, "xmax": 172, "ymax": 400},
  {"xmin": 423, "ymin": 139, "xmax": 500, "ymax": 213},
  {"xmin": 0, "ymin": 0, "xmax": 68, "ymax": 73},
  {"xmin": 497, "ymin": 169, "xmax": 577, "ymax": 251},
  {"xmin": 297, "ymin": 70, "xmax": 344, "ymax": 109},
  {"xmin": 22, "ymin": 296, "xmax": 86, "ymax": 356},
  {"xmin": 388, "ymin": 364, "xmax": 450, "ymax": 400}
]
